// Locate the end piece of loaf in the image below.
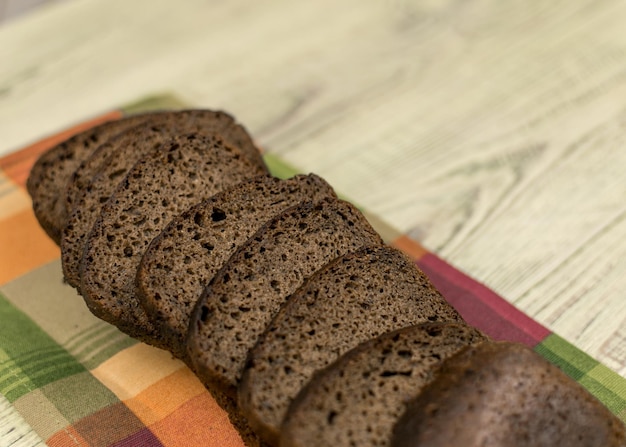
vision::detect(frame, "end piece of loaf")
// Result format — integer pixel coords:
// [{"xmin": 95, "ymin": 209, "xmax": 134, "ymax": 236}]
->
[
  {"xmin": 391, "ymin": 341, "xmax": 626, "ymax": 447},
  {"xmin": 280, "ymin": 322, "xmax": 487, "ymax": 447}
]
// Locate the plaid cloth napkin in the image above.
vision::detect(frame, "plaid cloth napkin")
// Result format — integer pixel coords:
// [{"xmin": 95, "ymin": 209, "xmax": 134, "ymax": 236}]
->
[{"xmin": 1, "ymin": 94, "xmax": 624, "ymax": 447}]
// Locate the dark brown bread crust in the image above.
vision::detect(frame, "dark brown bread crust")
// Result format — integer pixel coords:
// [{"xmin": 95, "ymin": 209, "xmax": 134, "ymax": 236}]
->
[
  {"xmin": 391, "ymin": 341, "xmax": 626, "ymax": 447},
  {"xmin": 61, "ymin": 112, "xmax": 266, "ymax": 289},
  {"xmin": 26, "ymin": 113, "xmax": 159, "ymax": 244},
  {"xmin": 65, "ymin": 109, "xmax": 265, "ymax": 214},
  {"xmin": 280, "ymin": 322, "xmax": 487, "ymax": 447},
  {"xmin": 186, "ymin": 197, "xmax": 384, "ymax": 397},
  {"xmin": 137, "ymin": 174, "xmax": 337, "ymax": 360},
  {"xmin": 80, "ymin": 133, "xmax": 266, "ymax": 346},
  {"xmin": 239, "ymin": 244, "xmax": 465, "ymax": 446}
]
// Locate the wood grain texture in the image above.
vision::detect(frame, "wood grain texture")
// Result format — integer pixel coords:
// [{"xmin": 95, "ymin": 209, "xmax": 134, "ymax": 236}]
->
[
  {"xmin": 0, "ymin": 394, "xmax": 45, "ymax": 447},
  {"xmin": 1, "ymin": 0, "xmax": 625, "ymax": 386}
]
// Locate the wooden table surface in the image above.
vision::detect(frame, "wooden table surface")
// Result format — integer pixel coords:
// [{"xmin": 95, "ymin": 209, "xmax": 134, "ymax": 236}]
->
[{"xmin": 1, "ymin": 0, "xmax": 626, "ymax": 443}]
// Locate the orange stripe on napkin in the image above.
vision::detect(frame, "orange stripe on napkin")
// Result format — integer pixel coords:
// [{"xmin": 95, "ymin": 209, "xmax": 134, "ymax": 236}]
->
[
  {"xmin": 125, "ymin": 368, "xmax": 206, "ymax": 425},
  {"xmin": 0, "ymin": 173, "xmax": 30, "ymax": 220},
  {"xmin": 151, "ymin": 393, "xmax": 244, "ymax": 447},
  {"xmin": 391, "ymin": 234, "xmax": 428, "ymax": 261},
  {"xmin": 46, "ymin": 425, "xmax": 89, "ymax": 447},
  {"xmin": 0, "ymin": 111, "xmax": 122, "ymax": 189},
  {"xmin": 0, "ymin": 208, "xmax": 59, "ymax": 285}
]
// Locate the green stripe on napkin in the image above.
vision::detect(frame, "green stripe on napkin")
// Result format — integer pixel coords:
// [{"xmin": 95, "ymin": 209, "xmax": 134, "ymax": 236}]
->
[
  {"xmin": 536, "ymin": 334, "xmax": 626, "ymax": 422},
  {"xmin": 0, "ymin": 292, "xmax": 85, "ymax": 402}
]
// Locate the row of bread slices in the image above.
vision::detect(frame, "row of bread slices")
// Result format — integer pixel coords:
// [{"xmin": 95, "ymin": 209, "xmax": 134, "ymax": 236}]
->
[{"xmin": 27, "ymin": 109, "xmax": 626, "ymax": 447}]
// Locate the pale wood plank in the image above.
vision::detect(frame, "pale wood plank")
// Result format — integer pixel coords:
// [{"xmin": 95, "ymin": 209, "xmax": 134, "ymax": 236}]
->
[{"xmin": 0, "ymin": 394, "xmax": 45, "ymax": 447}]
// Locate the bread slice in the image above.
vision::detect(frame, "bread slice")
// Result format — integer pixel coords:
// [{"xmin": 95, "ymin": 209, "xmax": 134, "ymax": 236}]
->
[
  {"xmin": 80, "ymin": 133, "xmax": 266, "ymax": 347},
  {"xmin": 391, "ymin": 341, "xmax": 626, "ymax": 447},
  {"xmin": 186, "ymin": 197, "xmax": 384, "ymax": 396},
  {"xmin": 61, "ymin": 112, "xmax": 266, "ymax": 289},
  {"xmin": 65, "ymin": 109, "xmax": 265, "ymax": 214},
  {"xmin": 26, "ymin": 112, "xmax": 159, "ymax": 244},
  {"xmin": 280, "ymin": 322, "xmax": 487, "ymax": 447},
  {"xmin": 136, "ymin": 174, "xmax": 337, "ymax": 360},
  {"xmin": 239, "ymin": 245, "xmax": 465, "ymax": 445}
]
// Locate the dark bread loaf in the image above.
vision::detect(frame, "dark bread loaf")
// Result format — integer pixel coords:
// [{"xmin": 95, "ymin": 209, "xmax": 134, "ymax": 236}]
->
[
  {"xmin": 186, "ymin": 197, "xmax": 384, "ymax": 397},
  {"xmin": 280, "ymin": 322, "xmax": 488, "ymax": 447},
  {"xmin": 80, "ymin": 133, "xmax": 266, "ymax": 347},
  {"xmin": 24, "ymin": 108, "xmax": 625, "ymax": 447},
  {"xmin": 136, "ymin": 174, "xmax": 337, "ymax": 360},
  {"xmin": 391, "ymin": 341, "xmax": 626, "ymax": 447},
  {"xmin": 239, "ymin": 244, "xmax": 465, "ymax": 446},
  {"xmin": 26, "ymin": 112, "xmax": 159, "ymax": 244},
  {"xmin": 65, "ymin": 109, "xmax": 265, "ymax": 214},
  {"xmin": 61, "ymin": 112, "xmax": 266, "ymax": 289}
]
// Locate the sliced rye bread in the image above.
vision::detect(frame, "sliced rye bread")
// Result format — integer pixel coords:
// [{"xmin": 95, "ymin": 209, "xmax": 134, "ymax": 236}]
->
[
  {"xmin": 65, "ymin": 109, "xmax": 265, "ymax": 214},
  {"xmin": 280, "ymin": 322, "xmax": 488, "ymax": 447},
  {"xmin": 238, "ymin": 244, "xmax": 465, "ymax": 446},
  {"xmin": 61, "ymin": 114, "xmax": 266, "ymax": 289},
  {"xmin": 136, "ymin": 174, "xmax": 337, "ymax": 361},
  {"xmin": 80, "ymin": 133, "xmax": 266, "ymax": 347},
  {"xmin": 391, "ymin": 341, "xmax": 626, "ymax": 447},
  {"xmin": 26, "ymin": 112, "xmax": 159, "ymax": 244},
  {"xmin": 186, "ymin": 197, "xmax": 384, "ymax": 396}
]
